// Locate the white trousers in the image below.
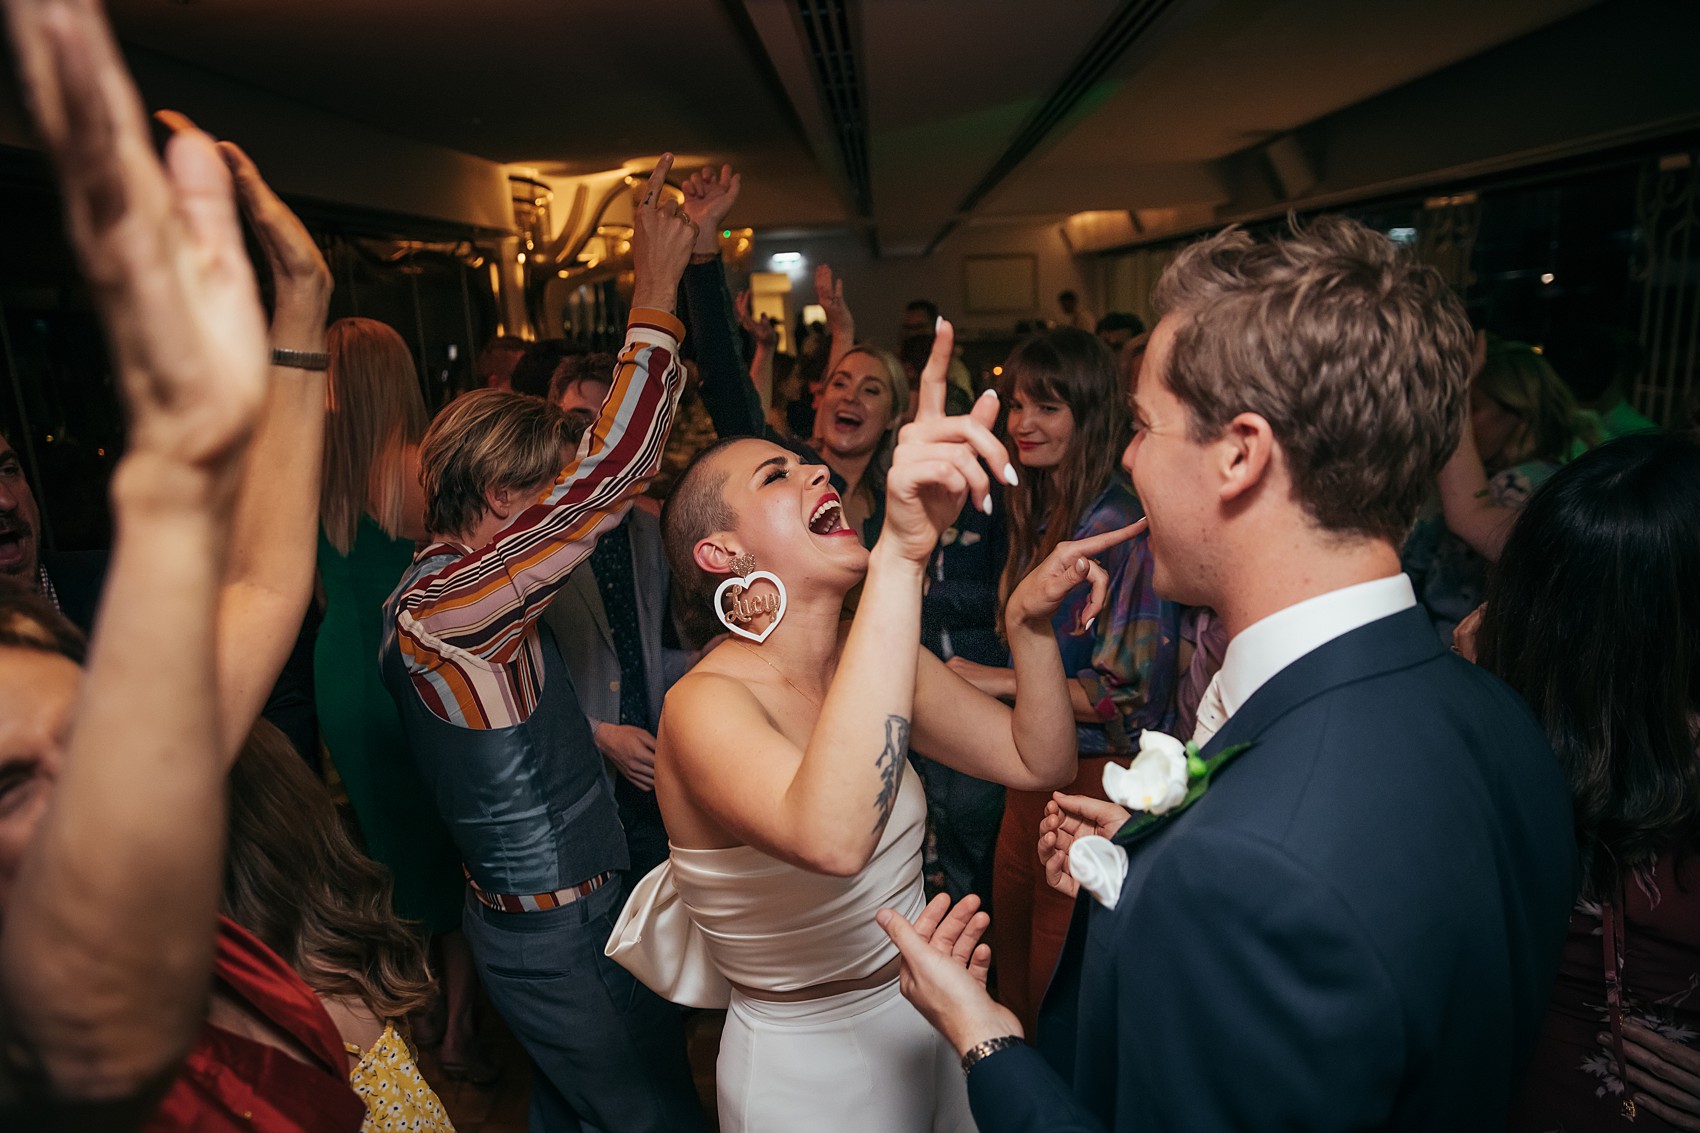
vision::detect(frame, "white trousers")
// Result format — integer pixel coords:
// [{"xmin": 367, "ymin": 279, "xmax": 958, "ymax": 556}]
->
[{"xmin": 717, "ymin": 979, "xmax": 978, "ymax": 1133}]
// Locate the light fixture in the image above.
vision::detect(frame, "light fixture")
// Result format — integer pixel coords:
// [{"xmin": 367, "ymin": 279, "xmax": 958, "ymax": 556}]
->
[
  {"xmin": 770, "ymin": 251, "xmax": 804, "ymax": 271},
  {"xmin": 1540, "ymin": 272, "xmax": 1555, "ymax": 284},
  {"xmin": 992, "ymin": 366, "xmax": 1003, "ymax": 376},
  {"xmin": 517, "ymin": 252, "xmax": 527, "ymax": 264}
]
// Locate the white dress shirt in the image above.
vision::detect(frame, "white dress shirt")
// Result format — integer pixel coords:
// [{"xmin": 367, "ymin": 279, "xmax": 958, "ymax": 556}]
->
[{"xmin": 1191, "ymin": 574, "xmax": 1416, "ymax": 744}]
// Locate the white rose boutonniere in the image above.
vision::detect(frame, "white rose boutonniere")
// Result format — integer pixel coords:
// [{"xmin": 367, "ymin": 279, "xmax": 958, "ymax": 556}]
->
[
  {"xmin": 1099, "ymin": 730, "xmax": 1256, "ymax": 848},
  {"xmin": 1102, "ymin": 729, "xmax": 1192, "ymax": 816},
  {"xmin": 1068, "ymin": 835, "xmax": 1129, "ymax": 910}
]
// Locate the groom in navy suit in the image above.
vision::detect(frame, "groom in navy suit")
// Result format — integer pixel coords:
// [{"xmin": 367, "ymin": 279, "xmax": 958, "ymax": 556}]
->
[{"xmin": 880, "ymin": 217, "xmax": 1576, "ymax": 1130}]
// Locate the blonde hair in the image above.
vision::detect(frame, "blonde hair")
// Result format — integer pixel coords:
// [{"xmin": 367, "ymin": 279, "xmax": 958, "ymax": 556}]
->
[
  {"xmin": 321, "ymin": 318, "xmax": 428, "ymax": 554},
  {"xmin": 815, "ymin": 345, "xmax": 909, "ymax": 504},
  {"xmin": 1475, "ymin": 339, "xmax": 1596, "ymax": 470},
  {"xmin": 420, "ymin": 389, "xmax": 573, "ymax": 539}
]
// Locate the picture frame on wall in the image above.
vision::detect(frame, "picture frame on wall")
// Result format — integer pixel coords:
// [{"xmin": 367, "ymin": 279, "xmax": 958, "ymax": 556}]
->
[{"xmin": 962, "ymin": 253, "xmax": 1037, "ymax": 314}]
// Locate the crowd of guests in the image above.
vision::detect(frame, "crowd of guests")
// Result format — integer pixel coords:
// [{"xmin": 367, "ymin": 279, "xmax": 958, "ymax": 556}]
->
[{"xmin": 1, "ymin": 3, "xmax": 1699, "ymax": 1132}]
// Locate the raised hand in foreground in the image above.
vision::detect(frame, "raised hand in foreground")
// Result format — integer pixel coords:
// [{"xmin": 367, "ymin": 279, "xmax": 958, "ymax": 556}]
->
[
  {"xmin": 881, "ymin": 319, "xmax": 1012, "ymax": 562},
  {"xmin": 631, "ymin": 153, "xmax": 702, "ymax": 313},
  {"xmin": 680, "ymin": 161, "xmax": 741, "ymax": 258},
  {"xmin": 1, "ymin": 0, "xmax": 269, "ymax": 1116}
]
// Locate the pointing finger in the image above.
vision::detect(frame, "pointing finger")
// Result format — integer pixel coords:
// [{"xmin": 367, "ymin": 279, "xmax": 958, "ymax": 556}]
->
[
  {"xmin": 917, "ymin": 317, "xmax": 954, "ymax": 420},
  {"xmin": 641, "ymin": 152, "xmax": 675, "ymax": 206},
  {"xmin": 1062, "ymin": 519, "xmax": 1147, "ymax": 560}
]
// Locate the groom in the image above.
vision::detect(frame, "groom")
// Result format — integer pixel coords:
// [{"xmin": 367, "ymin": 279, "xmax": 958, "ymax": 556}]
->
[{"xmin": 881, "ymin": 217, "xmax": 1576, "ymax": 1130}]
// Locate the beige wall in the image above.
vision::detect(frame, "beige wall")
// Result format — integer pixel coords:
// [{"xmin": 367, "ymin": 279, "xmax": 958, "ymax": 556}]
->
[{"xmin": 749, "ymin": 218, "xmax": 1093, "ymax": 347}]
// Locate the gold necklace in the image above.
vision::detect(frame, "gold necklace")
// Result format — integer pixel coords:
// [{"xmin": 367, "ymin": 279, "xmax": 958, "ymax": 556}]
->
[{"xmin": 733, "ymin": 642, "xmax": 824, "ymax": 708}]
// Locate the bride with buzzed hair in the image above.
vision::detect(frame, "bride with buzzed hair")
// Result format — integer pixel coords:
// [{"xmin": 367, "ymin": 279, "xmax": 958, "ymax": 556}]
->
[{"xmin": 609, "ymin": 325, "xmax": 1146, "ymax": 1132}]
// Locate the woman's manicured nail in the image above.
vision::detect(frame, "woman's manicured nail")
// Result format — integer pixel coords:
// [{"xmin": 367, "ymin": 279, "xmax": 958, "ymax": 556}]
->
[{"xmin": 1003, "ymin": 464, "xmax": 1019, "ymax": 486}]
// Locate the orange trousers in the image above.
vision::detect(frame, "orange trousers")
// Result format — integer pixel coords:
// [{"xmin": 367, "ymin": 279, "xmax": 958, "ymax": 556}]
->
[{"xmin": 989, "ymin": 755, "xmax": 1113, "ymax": 1039}]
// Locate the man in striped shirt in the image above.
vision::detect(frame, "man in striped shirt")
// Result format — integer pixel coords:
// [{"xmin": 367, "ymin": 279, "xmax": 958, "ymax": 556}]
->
[{"xmin": 380, "ymin": 156, "xmax": 713, "ymax": 1132}]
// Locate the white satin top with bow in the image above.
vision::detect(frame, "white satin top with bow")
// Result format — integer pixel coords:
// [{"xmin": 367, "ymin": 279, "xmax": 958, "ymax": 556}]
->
[{"xmin": 606, "ymin": 762, "xmax": 928, "ymax": 1007}]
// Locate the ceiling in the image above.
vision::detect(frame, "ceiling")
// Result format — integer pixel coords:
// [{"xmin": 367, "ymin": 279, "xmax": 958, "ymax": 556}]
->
[{"xmin": 104, "ymin": 0, "xmax": 1602, "ymax": 254}]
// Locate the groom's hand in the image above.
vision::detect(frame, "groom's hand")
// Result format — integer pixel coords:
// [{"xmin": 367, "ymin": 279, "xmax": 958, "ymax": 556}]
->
[{"xmin": 877, "ymin": 894, "xmax": 1022, "ymax": 1057}]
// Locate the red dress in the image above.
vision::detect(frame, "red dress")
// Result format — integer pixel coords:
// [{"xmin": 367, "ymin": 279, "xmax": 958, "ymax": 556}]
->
[
  {"xmin": 1511, "ymin": 847, "xmax": 1700, "ymax": 1132},
  {"xmin": 146, "ymin": 916, "xmax": 365, "ymax": 1133}
]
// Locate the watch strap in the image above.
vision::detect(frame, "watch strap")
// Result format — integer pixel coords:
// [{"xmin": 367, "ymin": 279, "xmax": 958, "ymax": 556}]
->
[{"xmin": 271, "ymin": 347, "xmax": 331, "ymax": 371}]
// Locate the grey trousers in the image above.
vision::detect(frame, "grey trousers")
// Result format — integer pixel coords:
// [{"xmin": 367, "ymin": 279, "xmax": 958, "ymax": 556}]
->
[{"xmin": 462, "ymin": 883, "xmax": 710, "ymax": 1133}]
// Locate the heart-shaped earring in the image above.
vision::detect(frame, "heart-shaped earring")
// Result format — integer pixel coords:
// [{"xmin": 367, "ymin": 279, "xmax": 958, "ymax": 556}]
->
[{"xmin": 713, "ymin": 570, "xmax": 788, "ymax": 644}]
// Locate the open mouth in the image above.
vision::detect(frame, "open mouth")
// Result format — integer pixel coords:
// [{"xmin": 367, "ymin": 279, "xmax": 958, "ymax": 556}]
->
[
  {"xmin": 0, "ymin": 528, "xmax": 29, "ymax": 569},
  {"xmin": 807, "ymin": 493, "xmax": 851, "ymax": 537},
  {"xmin": 831, "ymin": 409, "xmax": 865, "ymax": 430}
]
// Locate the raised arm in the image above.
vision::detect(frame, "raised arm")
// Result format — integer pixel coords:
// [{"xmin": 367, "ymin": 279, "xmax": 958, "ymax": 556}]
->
[
  {"xmin": 1436, "ymin": 413, "xmax": 1516, "ymax": 561},
  {"xmin": 395, "ymin": 157, "xmax": 698, "ymax": 665},
  {"xmin": 156, "ymin": 117, "xmax": 336, "ymax": 759},
  {"xmin": 676, "ymin": 162, "xmax": 780, "ymax": 442},
  {"xmin": 0, "ymin": 0, "xmax": 268, "ymax": 1114},
  {"xmin": 663, "ymin": 325, "xmax": 1015, "ymax": 875},
  {"xmin": 816, "ymin": 263, "xmax": 855, "ymax": 375},
  {"xmin": 735, "ymin": 288, "xmax": 778, "ymax": 411}
]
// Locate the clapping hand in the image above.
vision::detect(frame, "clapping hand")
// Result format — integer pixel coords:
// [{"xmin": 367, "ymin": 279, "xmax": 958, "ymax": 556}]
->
[
  {"xmin": 1008, "ymin": 519, "xmax": 1147, "ymax": 635},
  {"xmin": 680, "ymin": 162, "xmax": 741, "ymax": 257},
  {"xmin": 1039, "ymin": 793, "xmax": 1132, "ymax": 897},
  {"xmin": 156, "ymin": 110, "xmax": 332, "ymax": 341},
  {"xmin": 630, "ymin": 154, "xmax": 700, "ymax": 312},
  {"xmin": 877, "ymin": 893, "xmax": 1021, "ymax": 1055},
  {"xmin": 7, "ymin": 0, "xmax": 268, "ymax": 478},
  {"xmin": 881, "ymin": 321, "xmax": 1014, "ymax": 563}
]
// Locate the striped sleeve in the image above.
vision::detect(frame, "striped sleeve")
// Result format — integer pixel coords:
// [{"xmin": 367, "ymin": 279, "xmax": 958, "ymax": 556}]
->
[{"xmin": 392, "ymin": 308, "xmax": 685, "ymax": 726}]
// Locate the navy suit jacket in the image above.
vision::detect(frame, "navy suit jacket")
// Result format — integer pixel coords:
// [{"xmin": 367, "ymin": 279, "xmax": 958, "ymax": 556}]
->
[{"xmin": 968, "ymin": 606, "xmax": 1576, "ymax": 1132}]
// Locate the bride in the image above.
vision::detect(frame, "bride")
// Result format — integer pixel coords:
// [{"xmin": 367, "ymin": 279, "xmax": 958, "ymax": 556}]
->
[{"xmin": 609, "ymin": 324, "xmax": 1143, "ymax": 1132}]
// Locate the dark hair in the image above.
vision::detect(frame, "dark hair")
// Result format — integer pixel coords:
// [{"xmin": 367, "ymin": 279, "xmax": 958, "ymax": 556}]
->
[
  {"xmin": 660, "ymin": 437, "xmax": 750, "ymax": 646},
  {"xmin": 546, "ymin": 351, "xmax": 616, "ymax": 408},
  {"xmin": 510, "ymin": 339, "xmax": 586, "ymax": 399},
  {"xmin": 224, "ymin": 718, "xmax": 435, "ymax": 1020},
  {"xmin": 1095, "ymin": 311, "xmax": 1146, "ymax": 337},
  {"xmin": 905, "ymin": 299, "xmax": 939, "ymax": 324},
  {"xmin": 1058, "ymin": 290, "xmax": 1078, "ymax": 303},
  {"xmin": 1477, "ymin": 433, "xmax": 1700, "ymax": 900},
  {"xmin": 0, "ymin": 591, "xmax": 85, "ymax": 663},
  {"xmin": 997, "ymin": 328, "xmax": 1132, "ymax": 633}
]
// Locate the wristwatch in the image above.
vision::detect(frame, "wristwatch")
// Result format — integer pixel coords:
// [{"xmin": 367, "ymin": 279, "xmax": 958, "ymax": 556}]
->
[{"xmin": 960, "ymin": 1034, "xmax": 1023, "ymax": 1074}]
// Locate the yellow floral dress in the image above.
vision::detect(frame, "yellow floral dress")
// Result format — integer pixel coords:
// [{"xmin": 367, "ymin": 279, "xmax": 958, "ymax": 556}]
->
[{"xmin": 345, "ymin": 1023, "xmax": 455, "ymax": 1132}]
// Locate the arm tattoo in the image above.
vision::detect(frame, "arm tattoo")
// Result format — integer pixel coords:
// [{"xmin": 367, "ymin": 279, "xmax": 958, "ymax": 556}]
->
[{"xmin": 872, "ymin": 715, "xmax": 910, "ymax": 836}]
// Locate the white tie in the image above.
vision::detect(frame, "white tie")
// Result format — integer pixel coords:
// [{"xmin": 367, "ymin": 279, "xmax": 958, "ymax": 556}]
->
[{"xmin": 1191, "ymin": 673, "xmax": 1227, "ymax": 747}]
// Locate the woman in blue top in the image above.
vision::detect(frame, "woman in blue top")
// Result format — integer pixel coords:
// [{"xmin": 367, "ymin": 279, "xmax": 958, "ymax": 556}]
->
[{"xmin": 946, "ymin": 328, "xmax": 1182, "ymax": 1037}]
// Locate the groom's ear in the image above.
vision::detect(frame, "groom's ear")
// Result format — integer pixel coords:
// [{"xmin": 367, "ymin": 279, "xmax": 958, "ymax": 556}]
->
[
  {"xmin": 694, "ymin": 536, "xmax": 739, "ymax": 576},
  {"xmin": 1217, "ymin": 411, "xmax": 1276, "ymax": 503}
]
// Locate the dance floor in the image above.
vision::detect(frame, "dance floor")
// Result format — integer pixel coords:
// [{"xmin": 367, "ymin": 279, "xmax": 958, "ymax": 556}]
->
[{"xmin": 422, "ymin": 1004, "xmax": 726, "ymax": 1133}]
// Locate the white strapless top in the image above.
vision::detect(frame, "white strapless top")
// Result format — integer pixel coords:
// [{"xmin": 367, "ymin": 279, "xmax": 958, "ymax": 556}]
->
[{"xmin": 606, "ymin": 763, "xmax": 928, "ymax": 1008}]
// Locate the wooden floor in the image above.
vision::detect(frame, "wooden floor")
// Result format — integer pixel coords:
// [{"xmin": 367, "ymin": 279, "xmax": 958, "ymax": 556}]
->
[{"xmin": 420, "ymin": 1005, "xmax": 726, "ymax": 1133}]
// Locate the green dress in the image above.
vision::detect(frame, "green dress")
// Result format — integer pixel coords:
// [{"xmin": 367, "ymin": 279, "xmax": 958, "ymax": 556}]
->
[{"xmin": 315, "ymin": 516, "xmax": 463, "ymax": 934}]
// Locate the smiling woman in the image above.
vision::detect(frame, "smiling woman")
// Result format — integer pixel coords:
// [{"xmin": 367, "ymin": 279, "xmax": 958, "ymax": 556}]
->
[
  {"xmin": 813, "ymin": 345, "xmax": 909, "ymax": 543},
  {"xmin": 609, "ymin": 323, "xmax": 1138, "ymax": 1132}
]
